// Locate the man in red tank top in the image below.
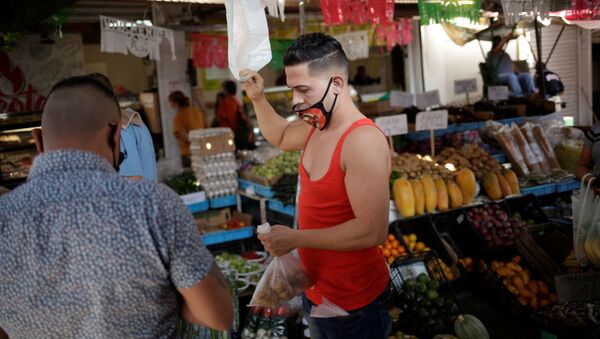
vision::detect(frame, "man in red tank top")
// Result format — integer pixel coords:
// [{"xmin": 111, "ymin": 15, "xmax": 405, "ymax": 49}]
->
[{"xmin": 241, "ymin": 33, "xmax": 391, "ymax": 338}]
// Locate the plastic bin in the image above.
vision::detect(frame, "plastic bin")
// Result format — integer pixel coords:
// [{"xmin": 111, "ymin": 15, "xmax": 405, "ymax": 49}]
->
[
  {"xmin": 268, "ymin": 199, "xmax": 295, "ymax": 217},
  {"xmin": 202, "ymin": 226, "xmax": 255, "ymax": 246},
  {"xmin": 238, "ymin": 179, "xmax": 275, "ymax": 198},
  {"xmin": 187, "ymin": 200, "xmax": 209, "ymax": 214},
  {"xmin": 556, "ymin": 180, "xmax": 580, "ymax": 193},
  {"xmin": 504, "ymin": 194, "xmax": 550, "ymax": 225},
  {"xmin": 390, "ymin": 215, "xmax": 454, "ymax": 265},
  {"xmin": 210, "ymin": 194, "xmax": 237, "ymax": 209},
  {"xmin": 521, "ymin": 183, "xmax": 556, "ymax": 197}
]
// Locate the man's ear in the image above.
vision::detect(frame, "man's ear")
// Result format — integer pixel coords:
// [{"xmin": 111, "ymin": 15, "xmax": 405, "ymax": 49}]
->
[
  {"xmin": 331, "ymin": 75, "xmax": 345, "ymax": 95},
  {"xmin": 32, "ymin": 128, "xmax": 44, "ymax": 154}
]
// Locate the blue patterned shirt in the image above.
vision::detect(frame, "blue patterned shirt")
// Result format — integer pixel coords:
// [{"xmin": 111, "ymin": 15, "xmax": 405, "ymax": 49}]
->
[{"xmin": 0, "ymin": 150, "xmax": 214, "ymax": 338}]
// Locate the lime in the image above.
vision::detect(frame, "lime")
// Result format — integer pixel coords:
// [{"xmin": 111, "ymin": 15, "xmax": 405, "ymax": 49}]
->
[
  {"xmin": 417, "ymin": 273, "xmax": 430, "ymax": 284},
  {"xmin": 416, "ymin": 283, "xmax": 428, "ymax": 294},
  {"xmin": 426, "ymin": 289, "xmax": 439, "ymax": 300},
  {"xmin": 427, "ymin": 280, "xmax": 440, "ymax": 291},
  {"xmin": 404, "ymin": 279, "xmax": 417, "ymax": 290}
]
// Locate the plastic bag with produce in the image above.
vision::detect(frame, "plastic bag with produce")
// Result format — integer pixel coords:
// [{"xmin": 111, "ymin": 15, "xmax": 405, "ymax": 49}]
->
[
  {"xmin": 249, "ymin": 223, "xmax": 312, "ymax": 307},
  {"xmin": 572, "ymin": 174, "xmax": 600, "ymax": 267}
]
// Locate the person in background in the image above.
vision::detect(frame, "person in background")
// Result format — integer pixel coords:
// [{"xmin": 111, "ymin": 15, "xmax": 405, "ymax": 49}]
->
[
  {"xmin": 242, "ymin": 33, "xmax": 391, "ymax": 338},
  {"xmin": 488, "ymin": 35, "xmax": 536, "ymax": 97},
  {"xmin": 353, "ymin": 65, "xmax": 379, "ymax": 86},
  {"xmin": 0, "ymin": 76, "xmax": 233, "ymax": 338},
  {"xmin": 215, "ymin": 80, "xmax": 255, "ymax": 150},
  {"xmin": 170, "ymin": 90, "xmax": 205, "ymax": 167},
  {"xmin": 89, "ymin": 73, "xmax": 157, "ymax": 181}
]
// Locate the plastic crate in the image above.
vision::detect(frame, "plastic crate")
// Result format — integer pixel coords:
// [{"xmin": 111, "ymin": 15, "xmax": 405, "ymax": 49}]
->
[
  {"xmin": 521, "ymin": 183, "xmax": 556, "ymax": 197},
  {"xmin": 504, "ymin": 194, "xmax": 550, "ymax": 225},
  {"xmin": 238, "ymin": 179, "xmax": 275, "ymax": 198},
  {"xmin": 202, "ymin": 226, "xmax": 255, "ymax": 246},
  {"xmin": 556, "ymin": 180, "xmax": 580, "ymax": 193},
  {"xmin": 210, "ymin": 194, "xmax": 237, "ymax": 209},
  {"xmin": 268, "ymin": 199, "xmax": 295, "ymax": 217},
  {"xmin": 390, "ymin": 251, "xmax": 463, "ymax": 338},
  {"xmin": 390, "ymin": 215, "xmax": 454, "ymax": 266},
  {"xmin": 187, "ymin": 200, "xmax": 209, "ymax": 214}
]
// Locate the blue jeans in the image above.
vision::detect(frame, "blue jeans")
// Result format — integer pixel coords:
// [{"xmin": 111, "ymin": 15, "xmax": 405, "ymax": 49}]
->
[
  {"xmin": 497, "ymin": 72, "xmax": 537, "ymax": 97},
  {"xmin": 302, "ymin": 283, "xmax": 392, "ymax": 339}
]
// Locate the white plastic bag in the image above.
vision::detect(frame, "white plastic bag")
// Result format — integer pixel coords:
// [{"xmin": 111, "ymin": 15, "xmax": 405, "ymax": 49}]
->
[
  {"xmin": 572, "ymin": 174, "xmax": 600, "ymax": 267},
  {"xmin": 249, "ymin": 223, "xmax": 312, "ymax": 307},
  {"xmin": 224, "ymin": 0, "xmax": 272, "ymax": 81},
  {"xmin": 309, "ymin": 298, "xmax": 350, "ymax": 318}
]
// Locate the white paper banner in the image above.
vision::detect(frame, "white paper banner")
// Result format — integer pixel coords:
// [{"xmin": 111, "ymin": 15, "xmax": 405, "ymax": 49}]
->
[
  {"xmin": 416, "ymin": 110, "xmax": 449, "ymax": 131},
  {"xmin": 100, "ymin": 15, "xmax": 175, "ymax": 61},
  {"xmin": 335, "ymin": 31, "xmax": 369, "ymax": 61}
]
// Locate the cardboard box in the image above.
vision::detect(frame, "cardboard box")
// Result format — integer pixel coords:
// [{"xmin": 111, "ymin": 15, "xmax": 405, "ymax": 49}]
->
[
  {"xmin": 139, "ymin": 92, "xmax": 162, "ymax": 134},
  {"xmin": 358, "ymin": 100, "xmax": 402, "ymax": 116},
  {"xmin": 239, "ymin": 170, "xmax": 280, "ymax": 187},
  {"xmin": 190, "ymin": 131, "xmax": 236, "ymax": 157},
  {"xmin": 195, "ymin": 209, "xmax": 253, "ymax": 234}
]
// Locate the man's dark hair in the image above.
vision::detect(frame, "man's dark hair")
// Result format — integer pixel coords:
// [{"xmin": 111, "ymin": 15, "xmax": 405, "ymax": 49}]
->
[
  {"xmin": 492, "ymin": 35, "xmax": 502, "ymax": 49},
  {"xmin": 87, "ymin": 72, "xmax": 114, "ymax": 92},
  {"xmin": 222, "ymin": 80, "xmax": 237, "ymax": 95},
  {"xmin": 47, "ymin": 75, "xmax": 120, "ymax": 113},
  {"xmin": 169, "ymin": 90, "xmax": 190, "ymax": 108},
  {"xmin": 283, "ymin": 33, "xmax": 349, "ymax": 77}
]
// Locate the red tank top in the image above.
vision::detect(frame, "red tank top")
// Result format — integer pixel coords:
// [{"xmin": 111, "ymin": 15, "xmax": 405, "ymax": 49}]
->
[{"xmin": 297, "ymin": 118, "xmax": 390, "ymax": 311}]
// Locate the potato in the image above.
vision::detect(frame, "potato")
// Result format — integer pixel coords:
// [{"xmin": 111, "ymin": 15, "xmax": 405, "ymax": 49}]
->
[
  {"xmin": 519, "ymin": 287, "xmax": 533, "ymax": 299},
  {"xmin": 528, "ymin": 280, "xmax": 539, "ymax": 295},
  {"xmin": 538, "ymin": 281, "xmax": 549, "ymax": 295},
  {"xmin": 506, "ymin": 262, "xmax": 523, "ymax": 272},
  {"xmin": 511, "ymin": 275, "xmax": 525, "ymax": 289}
]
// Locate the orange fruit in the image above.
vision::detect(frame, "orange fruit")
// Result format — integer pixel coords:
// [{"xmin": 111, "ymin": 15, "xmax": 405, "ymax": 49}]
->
[
  {"xmin": 387, "ymin": 256, "xmax": 395, "ymax": 265},
  {"xmin": 392, "ymin": 240, "xmax": 400, "ymax": 249},
  {"xmin": 409, "ymin": 234, "xmax": 417, "ymax": 243},
  {"xmin": 385, "ymin": 244, "xmax": 393, "ymax": 251},
  {"xmin": 391, "ymin": 249, "xmax": 399, "ymax": 256},
  {"xmin": 387, "ymin": 234, "xmax": 396, "ymax": 241},
  {"xmin": 383, "ymin": 249, "xmax": 391, "ymax": 257},
  {"xmin": 415, "ymin": 242, "xmax": 426, "ymax": 251},
  {"xmin": 398, "ymin": 246, "xmax": 406, "ymax": 254}
]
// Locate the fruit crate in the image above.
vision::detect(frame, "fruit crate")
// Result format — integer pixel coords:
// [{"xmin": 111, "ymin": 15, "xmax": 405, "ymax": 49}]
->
[
  {"xmin": 268, "ymin": 199, "xmax": 295, "ymax": 217},
  {"xmin": 202, "ymin": 226, "xmax": 255, "ymax": 246},
  {"xmin": 521, "ymin": 183, "xmax": 557, "ymax": 197},
  {"xmin": 187, "ymin": 200, "xmax": 209, "ymax": 214},
  {"xmin": 238, "ymin": 179, "xmax": 275, "ymax": 198},
  {"xmin": 555, "ymin": 179, "xmax": 580, "ymax": 193},
  {"xmin": 390, "ymin": 251, "xmax": 463, "ymax": 338},
  {"xmin": 533, "ymin": 301, "xmax": 600, "ymax": 337},
  {"xmin": 504, "ymin": 194, "xmax": 549, "ymax": 225}
]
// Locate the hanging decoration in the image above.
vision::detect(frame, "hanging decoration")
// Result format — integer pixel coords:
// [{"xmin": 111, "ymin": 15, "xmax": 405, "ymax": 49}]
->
[
  {"xmin": 418, "ymin": 0, "xmax": 482, "ymax": 25},
  {"xmin": 500, "ymin": 1, "xmax": 571, "ymax": 25},
  {"xmin": 320, "ymin": 0, "xmax": 394, "ymax": 26},
  {"xmin": 266, "ymin": 0, "xmax": 286, "ymax": 22},
  {"xmin": 375, "ymin": 19, "xmax": 413, "ymax": 52},
  {"xmin": 269, "ymin": 39, "xmax": 294, "ymax": 70},
  {"xmin": 564, "ymin": 0, "xmax": 600, "ymax": 20},
  {"xmin": 334, "ymin": 30, "xmax": 370, "ymax": 60},
  {"xmin": 191, "ymin": 33, "xmax": 228, "ymax": 69},
  {"xmin": 99, "ymin": 16, "xmax": 175, "ymax": 61}
]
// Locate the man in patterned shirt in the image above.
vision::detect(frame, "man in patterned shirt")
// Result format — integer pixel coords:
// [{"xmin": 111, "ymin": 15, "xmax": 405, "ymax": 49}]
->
[{"xmin": 0, "ymin": 76, "xmax": 233, "ymax": 338}]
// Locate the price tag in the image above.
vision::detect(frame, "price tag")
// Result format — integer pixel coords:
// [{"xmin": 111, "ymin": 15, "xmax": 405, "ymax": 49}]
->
[
  {"xmin": 375, "ymin": 114, "xmax": 408, "ymax": 136},
  {"xmin": 416, "ymin": 90, "xmax": 441, "ymax": 110},
  {"xmin": 180, "ymin": 191, "xmax": 207, "ymax": 205},
  {"xmin": 415, "ymin": 110, "xmax": 449, "ymax": 131},
  {"xmin": 390, "ymin": 90, "xmax": 414, "ymax": 108},
  {"xmin": 488, "ymin": 86, "xmax": 509, "ymax": 101},
  {"xmin": 454, "ymin": 79, "xmax": 477, "ymax": 95}
]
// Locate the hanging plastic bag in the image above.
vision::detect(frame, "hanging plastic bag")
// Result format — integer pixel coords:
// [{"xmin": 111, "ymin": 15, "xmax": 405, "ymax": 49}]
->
[
  {"xmin": 249, "ymin": 223, "xmax": 312, "ymax": 307},
  {"xmin": 572, "ymin": 174, "xmax": 599, "ymax": 267},
  {"xmin": 309, "ymin": 298, "xmax": 350, "ymax": 318},
  {"xmin": 224, "ymin": 0, "xmax": 272, "ymax": 81}
]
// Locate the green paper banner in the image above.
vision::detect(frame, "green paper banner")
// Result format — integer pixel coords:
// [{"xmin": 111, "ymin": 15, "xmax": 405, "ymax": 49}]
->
[
  {"xmin": 269, "ymin": 39, "xmax": 295, "ymax": 70},
  {"xmin": 419, "ymin": 0, "xmax": 482, "ymax": 25}
]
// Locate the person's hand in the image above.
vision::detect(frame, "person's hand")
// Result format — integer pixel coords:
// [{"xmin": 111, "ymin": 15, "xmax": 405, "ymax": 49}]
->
[
  {"xmin": 258, "ymin": 225, "xmax": 298, "ymax": 257},
  {"xmin": 240, "ymin": 69, "xmax": 265, "ymax": 102}
]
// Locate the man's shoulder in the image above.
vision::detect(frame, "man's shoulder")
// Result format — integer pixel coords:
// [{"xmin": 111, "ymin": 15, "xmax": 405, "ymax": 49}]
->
[{"xmin": 119, "ymin": 179, "xmax": 180, "ymax": 205}]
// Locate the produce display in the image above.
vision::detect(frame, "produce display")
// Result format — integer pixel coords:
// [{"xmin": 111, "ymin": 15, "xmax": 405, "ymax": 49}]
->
[
  {"xmin": 272, "ymin": 174, "xmax": 298, "ymax": 205},
  {"xmin": 219, "ymin": 219, "xmax": 248, "ymax": 230},
  {"xmin": 250, "ymin": 151, "xmax": 300, "ymax": 181},
  {"xmin": 164, "ymin": 171, "xmax": 203, "ymax": 195},
  {"xmin": 479, "ymin": 256, "xmax": 558, "ymax": 310},
  {"xmin": 396, "ymin": 272, "xmax": 462, "ymax": 336},
  {"xmin": 242, "ymin": 305, "xmax": 292, "ymax": 339},
  {"xmin": 392, "ymin": 168, "xmax": 477, "ymax": 218},
  {"xmin": 382, "ymin": 234, "xmax": 408, "ymax": 265},
  {"xmin": 392, "ymin": 153, "xmax": 453, "ymax": 180},
  {"xmin": 216, "ymin": 253, "xmax": 263, "ymax": 276},
  {"xmin": 466, "ymin": 204, "xmax": 527, "ymax": 248},
  {"xmin": 432, "ymin": 258, "xmax": 457, "ymax": 282},
  {"xmin": 481, "ymin": 170, "xmax": 520, "ymax": 201},
  {"xmin": 436, "ymin": 144, "xmax": 502, "ymax": 179}
]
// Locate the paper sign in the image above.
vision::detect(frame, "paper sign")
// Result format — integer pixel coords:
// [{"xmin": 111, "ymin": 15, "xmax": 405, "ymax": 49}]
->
[
  {"xmin": 416, "ymin": 90, "xmax": 441, "ymax": 110},
  {"xmin": 555, "ymin": 272, "xmax": 600, "ymax": 303},
  {"xmin": 391, "ymin": 262, "xmax": 428, "ymax": 289},
  {"xmin": 415, "ymin": 110, "xmax": 449, "ymax": 131},
  {"xmin": 390, "ymin": 90, "xmax": 415, "ymax": 108},
  {"xmin": 488, "ymin": 86, "xmax": 509, "ymax": 101},
  {"xmin": 180, "ymin": 191, "xmax": 207, "ymax": 205},
  {"xmin": 375, "ymin": 114, "xmax": 408, "ymax": 136},
  {"xmin": 454, "ymin": 79, "xmax": 477, "ymax": 95}
]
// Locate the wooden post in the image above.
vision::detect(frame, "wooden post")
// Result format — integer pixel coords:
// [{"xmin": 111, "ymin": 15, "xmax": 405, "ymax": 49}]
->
[
  {"xmin": 388, "ymin": 135, "xmax": 394, "ymax": 154},
  {"xmin": 430, "ymin": 129, "xmax": 435, "ymax": 157}
]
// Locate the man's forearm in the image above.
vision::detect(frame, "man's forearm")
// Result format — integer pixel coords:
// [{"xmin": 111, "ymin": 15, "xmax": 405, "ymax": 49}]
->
[
  {"xmin": 296, "ymin": 218, "xmax": 386, "ymax": 252},
  {"xmin": 252, "ymin": 97, "xmax": 289, "ymax": 148}
]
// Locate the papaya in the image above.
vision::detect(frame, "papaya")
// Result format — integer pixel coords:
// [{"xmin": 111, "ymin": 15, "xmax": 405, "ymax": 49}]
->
[
  {"xmin": 410, "ymin": 179, "xmax": 425, "ymax": 215},
  {"xmin": 446, "ymin": 179, "xmax": 464, "ymax": 209},
  {"xmin": 502, "ymin": 169, "xmax": 520, "ymax": 195},
  {"xmin": 421, "ymin": 174, "xmax": 438, "ymax": 213},
  {"xmin": 456, "ymin": 168, "xmax": 477, "ymax": 204},
  {"xmin": 495, "ymin": 172, "xmax": 512, "ymax": 197},
  {"xmin": 434, "ymin": 177, "xmax": 449, "ymax": 212},
  {"xmin": 482, "ymin": 172, "xmax": 503, "ymax": 200},
  {"xmin": 393, "ymin": 177, "xmax": 415, "ymax": 218}
]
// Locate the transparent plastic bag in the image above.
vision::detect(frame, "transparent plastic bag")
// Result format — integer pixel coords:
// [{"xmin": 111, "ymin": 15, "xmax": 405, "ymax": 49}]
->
[
  {"xmin": 249, "ymin": 223, "xmax": 312, "ymax": 307},
  {"xmin": 572, "ymin": 174, "xmax": 600, "ymax": 267},
  {"xmin": 309, "ymin": 298, "xmax": 349, "ymax": 318},
  {"xmin": 224, "ymin": 0, "xmax": 272, "ymax": 81}
]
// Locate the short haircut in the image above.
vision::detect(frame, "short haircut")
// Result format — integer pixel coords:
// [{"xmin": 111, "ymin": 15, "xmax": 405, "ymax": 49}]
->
[
  {"xmin": 222, "ymin": 80, "xmax": 237, "ymax": 95},
  {"xmin": 283, "ymin": 33, "xmax": 349, "ymax": 77},
  {"xmin": 168, "ymin": 91, "xmax": 190, "ymax": 108},
  {"xmin": 87, "ymin": 72, "xmax": 114, "ymax": 92},
  {"xmin": 42, "ymin": 75, "xmax": 121, "ymax": 141}
]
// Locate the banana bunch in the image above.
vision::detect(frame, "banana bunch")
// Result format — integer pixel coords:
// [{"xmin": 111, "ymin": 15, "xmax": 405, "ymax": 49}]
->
[
  {"xmin": 561, "ymin": 252, "xmax": 579, "ymax": 269},
  {"xmin": 584, "ymin": 237, "xmax": 600, "ymax": 268}
]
